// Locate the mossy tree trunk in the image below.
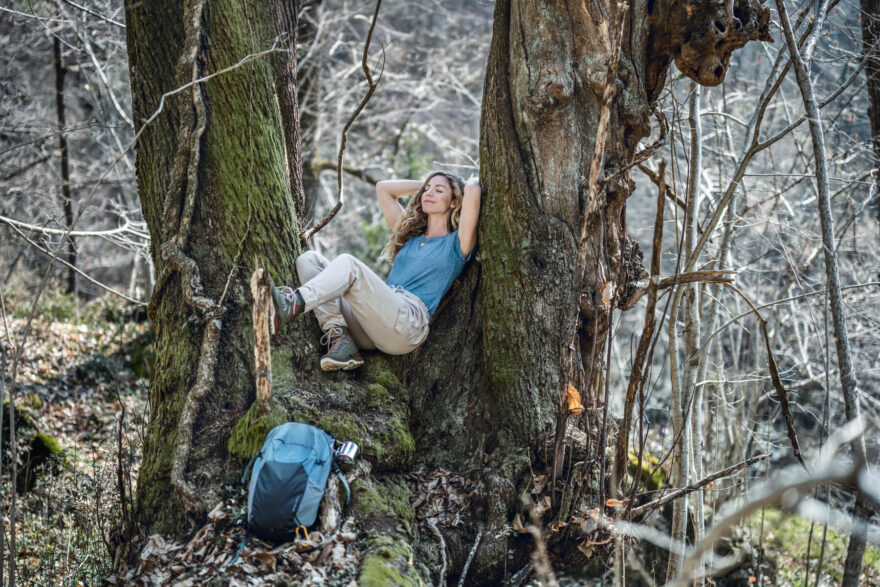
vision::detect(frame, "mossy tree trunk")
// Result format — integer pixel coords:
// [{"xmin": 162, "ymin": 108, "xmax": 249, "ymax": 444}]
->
[{"xmin": 125, "ymin": 0, "xmax": 304, "ymax": 533}]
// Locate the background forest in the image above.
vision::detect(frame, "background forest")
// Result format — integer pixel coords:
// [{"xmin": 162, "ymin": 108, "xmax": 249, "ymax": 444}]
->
[{"xmin": 1, "ymin": 0, "xmax": 879, "ymax": 585}]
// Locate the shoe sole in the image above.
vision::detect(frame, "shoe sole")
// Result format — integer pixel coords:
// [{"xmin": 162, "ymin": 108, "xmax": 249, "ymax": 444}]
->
[{"xmin": 320, "ymin": 357, "xmax": 364, "ymax": 372}]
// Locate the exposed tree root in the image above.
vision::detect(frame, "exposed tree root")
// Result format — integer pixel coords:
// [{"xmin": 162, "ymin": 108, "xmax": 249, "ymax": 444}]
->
[
  {"xmin": 319, "ymin": 476, "xmax": 343, "ymax": 535},
  {"xmin": 458, "ymin": 530, "xmax": 483, "ymax": 587},
  {"xmin": 171, "ymin": 318, "xmax": 222, "ymax": 516},
  {"xmin": 162, "ymin": 0, "xmax": 225, "ymax": 520},
  {"xmin": 428, "ymin": 519, "xmax": 447, "ymax": 586}
]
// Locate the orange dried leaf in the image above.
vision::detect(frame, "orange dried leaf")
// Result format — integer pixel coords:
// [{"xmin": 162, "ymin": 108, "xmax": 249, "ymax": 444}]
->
[
  {"xmin": 600, "ymin": 281, "xmax": 616, "ymax": 308},
  {"xmin": 566, "ymin": 385, "xmax": 585, "ymax": 415},
  {"xmin": 605, "ymin": 498, "xmax": 626, "ymax": 508}
]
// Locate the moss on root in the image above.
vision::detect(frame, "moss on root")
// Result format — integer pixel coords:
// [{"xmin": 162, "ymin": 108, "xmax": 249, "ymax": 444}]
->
[
  {"xmin": 352, "ymin": 477, "xmax": 415, "ymax": 533},
  {"xmin": 270, "ymin": 346, "xmax": 296, "ymax": 393},
  {"xmin": 227, "ymin": 403, "xmax": 288, "ymax": 460},
  {"xmin": 383, "ymin": 416, "xmax": 415, "ymax": 459},
  {"xmin": 319, "ymin": 412, "xmax": 364, "ymax": 446},
  {"xmin": 362, "ymin": 356, "xmax": 405, "ymax": 398},
  {"xmin": 359, "ymin": 532, "xmax": 420, "ymax": 587},
  {"xmin": 364, "ymin": 383, "xmax": 389, "ymax": 407},
  {"xmin": 284, "ymin": 394, "xmax": 319, "ymax": 424},
  {"xmin": 319, "ymin": 410, "xmax": 414, "ymax": 471}
]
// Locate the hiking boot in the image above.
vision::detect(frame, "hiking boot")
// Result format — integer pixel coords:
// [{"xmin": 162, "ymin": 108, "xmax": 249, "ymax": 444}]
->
[
  {"xmin": 320, "ymin": 327, "xmax": 364, "ymax": 371},
  {"xmin": 267, "ymin": 273, "xmax": 303, "ymax": 331}
]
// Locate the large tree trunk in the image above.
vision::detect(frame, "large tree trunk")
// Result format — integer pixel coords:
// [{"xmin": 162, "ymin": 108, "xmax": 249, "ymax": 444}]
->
[
  {"xmin": 404, "ymin": 0, "xmax": 770, "ymax": 580},
  {"xmin": 126, "ymin": 0, "xmax": 304, "ymax": 533}
]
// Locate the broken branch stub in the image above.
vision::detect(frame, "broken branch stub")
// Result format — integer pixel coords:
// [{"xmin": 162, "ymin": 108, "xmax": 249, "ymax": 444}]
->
[
  {"xmin": 649, "ymin": 0, "xmax": 772, "ymax": 88},
  {"xmin": 250, "ymin": 267, "xmax": 273, "ymax": 415}
]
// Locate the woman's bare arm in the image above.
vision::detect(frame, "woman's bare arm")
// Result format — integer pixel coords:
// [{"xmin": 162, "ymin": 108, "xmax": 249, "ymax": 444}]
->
[
  {"xmin": 457, "ymin": 182, "xmax": 481, "ymax": 257},
  {"xmin": 376, "ymin": 179, "xmax": 422, "ymax": 230},
  {"xmin": 376, "ymin": 179, "xmax": 423, "ymax": 229}
]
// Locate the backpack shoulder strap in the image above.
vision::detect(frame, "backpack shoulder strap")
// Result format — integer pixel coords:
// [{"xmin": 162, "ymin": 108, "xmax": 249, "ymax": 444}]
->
[
  {"xmin": 332, "ymin": 461, "xmax": 351, "ymax": 505},
  {"xmin": 220, "ymin": 531, "xmax": 248, "ymax": 570},
  {"xmin": 241, "ymin": 451, "xmax": 260, "ymax": 485}
]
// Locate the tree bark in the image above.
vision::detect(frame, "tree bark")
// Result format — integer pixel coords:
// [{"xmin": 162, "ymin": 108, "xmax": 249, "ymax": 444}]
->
[
  {"xmin": 53, "ymin": 37, "xmax": 77, "ymax": 295},
  {"xmin": 296, "ymin": 0, "xmax": 322, "ymax": 224},
  {"xmin": 126, "ymin": 0, "xmax": 303, "ymax": 532},
  {"xmin": 404, "ymin": 0, "xmax": 769, "ymax": 580}
]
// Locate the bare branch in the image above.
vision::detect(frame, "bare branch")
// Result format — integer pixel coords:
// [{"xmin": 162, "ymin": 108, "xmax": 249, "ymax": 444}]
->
[
  {"xmin": 58, "ymin": 0, "xmax": 125, "ymax": 28},
  {"xmin": 301, "ymin": 0, "xmax": 384, "ymax": 242},
  {"xmin": 0, "ymin": 214, "xmax": 148, "ymax": 239},
  {"xmin": 629, "ymin": 453, "xmax": 771, "ymax": 517},
  {"xmin": 6, "ymin": 222, "xmax": 147, "ymax": 305}
]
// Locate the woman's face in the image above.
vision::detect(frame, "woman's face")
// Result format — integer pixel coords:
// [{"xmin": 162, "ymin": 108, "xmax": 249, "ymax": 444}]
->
[{"xmin": 420, "ymin": 175, "xmax": 454, "ymax": 217}]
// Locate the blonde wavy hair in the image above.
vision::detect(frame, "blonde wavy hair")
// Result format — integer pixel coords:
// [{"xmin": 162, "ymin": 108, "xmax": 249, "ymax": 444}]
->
[{"xmin": 383, "ymin": 172, "xmax": 465, "ymax": 262}]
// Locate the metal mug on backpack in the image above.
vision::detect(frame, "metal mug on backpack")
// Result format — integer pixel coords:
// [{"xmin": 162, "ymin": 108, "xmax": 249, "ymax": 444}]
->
[{"xmin": 334, "ymin": 440, "xmax": 359, "ymax": 465}]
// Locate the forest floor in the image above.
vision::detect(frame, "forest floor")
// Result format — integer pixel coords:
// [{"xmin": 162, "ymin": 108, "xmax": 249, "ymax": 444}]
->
[
  {"xmin": 0, "ymin": 292, "xmax": 149, "ymax": 585},
  {"xmin": 2, "ymin": 290, "xmax": 880, "ymax": 586}
]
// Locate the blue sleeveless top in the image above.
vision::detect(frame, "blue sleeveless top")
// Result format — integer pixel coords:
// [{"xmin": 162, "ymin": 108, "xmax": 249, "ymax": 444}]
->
[{"xmin": 386, "ymin": 231, "xmax": 471, "ymax": 316}]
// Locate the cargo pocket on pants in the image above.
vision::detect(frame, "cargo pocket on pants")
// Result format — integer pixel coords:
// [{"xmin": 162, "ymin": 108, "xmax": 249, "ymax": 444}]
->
[{"xmin": 395, "ymin": 304, "xmax": 428, "ymax": 346}]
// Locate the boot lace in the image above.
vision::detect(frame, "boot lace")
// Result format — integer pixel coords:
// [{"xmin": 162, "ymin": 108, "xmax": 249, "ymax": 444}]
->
[
  {"xmin": 320, "ymin": 326, "xmax": 347, "ymax": 352},
  {"xmin": 277, "ymin": 285, "xmax": 298, "ymax": 306}
]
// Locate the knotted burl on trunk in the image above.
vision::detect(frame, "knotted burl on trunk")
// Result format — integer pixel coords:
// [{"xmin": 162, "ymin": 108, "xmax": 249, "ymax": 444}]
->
[{"xmin": 647, "ymin": 0, "xmax": 772, "ymax": 98}]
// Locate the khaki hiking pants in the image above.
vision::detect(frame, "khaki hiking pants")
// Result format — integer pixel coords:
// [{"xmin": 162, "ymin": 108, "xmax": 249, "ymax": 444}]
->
[{"xmin": 296, "ymin": 251, "xmax": 430, "ymax": 355}]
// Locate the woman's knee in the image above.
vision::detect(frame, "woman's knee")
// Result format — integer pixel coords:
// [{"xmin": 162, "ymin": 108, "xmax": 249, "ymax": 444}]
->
[
  {"xmin": 296, "ymin": 250, "xmax": 324, "ymax": 281},
  {"xmin": 331, "ymin": 253, "xmax": 363, "ymax": 273}
]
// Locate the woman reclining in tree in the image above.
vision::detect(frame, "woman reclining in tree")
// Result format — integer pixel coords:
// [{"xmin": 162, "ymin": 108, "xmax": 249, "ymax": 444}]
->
[{"xmin": 270, "ymin": 172, "xmax": 481, "ymax": 371}]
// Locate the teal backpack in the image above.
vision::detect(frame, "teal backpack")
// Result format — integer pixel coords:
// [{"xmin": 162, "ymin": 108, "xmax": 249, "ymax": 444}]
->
[{"xmin": 242, "ymin": 422, "xmax": 351, "ymax": 541}]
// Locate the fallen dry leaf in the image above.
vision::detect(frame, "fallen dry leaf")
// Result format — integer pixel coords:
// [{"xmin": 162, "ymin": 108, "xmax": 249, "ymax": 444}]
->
[
  {"xmin": 252, "ymin": 552, "xmax": 277, "ymax": 572},
  {"xmin": 577, "ymin": 540, "xmax": 595, "ymax": 557}
]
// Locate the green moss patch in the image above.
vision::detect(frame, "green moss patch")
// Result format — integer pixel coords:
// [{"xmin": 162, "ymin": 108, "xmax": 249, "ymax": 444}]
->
[
  {"xmin": 359, "ymin": 532, "xmax": 420, "ymax": 587},
  {"xmin": 362, "ymin": 356, "xmax": 405, "ymax": 398},
  {"xmin": 352, "ymin": 477, "xmax": 415, "ymax": 533},
  {"xmin": 270, "ymin": 346, "xmax": 296, "ymax": 392},
  {"xmin": 364, "ymin": 383, "xmax": 390, "ymax": 407},
  {"xmin": 627, "ymin": 452, "xmax": 666, "ymax": 492},
  {"xmin": 227, "ymin": 403, "xmax": 288, "ymax": 460},
  {"xmin": 320, "ymin": 412, "xmax": 364, "ymax": 446},
  {"xmin": 319, "ymin": 410, "xmax": 414, "ymax": 471}
]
